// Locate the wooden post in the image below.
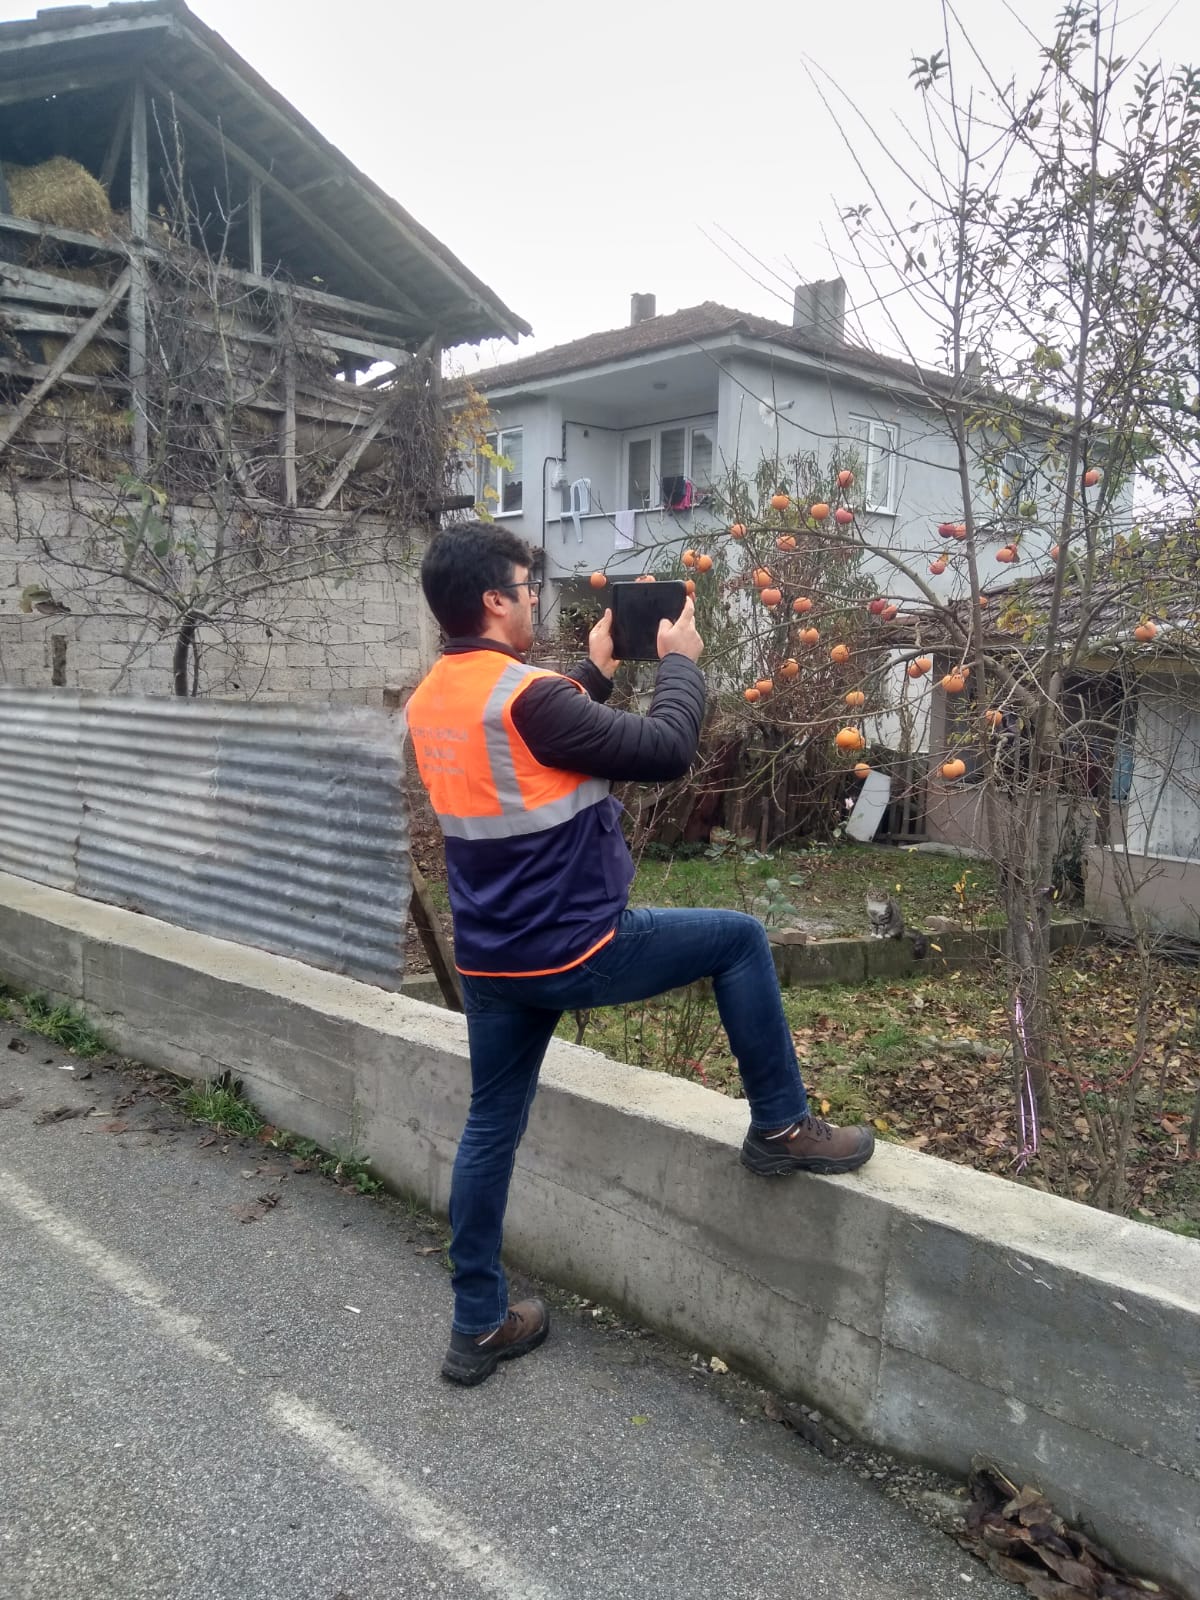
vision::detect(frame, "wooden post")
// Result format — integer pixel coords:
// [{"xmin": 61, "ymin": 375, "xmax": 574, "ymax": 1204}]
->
[
  {"xmin": 99, "ymin": 92, "xmax": 132, "ymax": 192},
  {"xmin": 409, "ymin": 862, "xmax": 463, "ymax": 1011},
  {"xmin": 280, "ymin": 343, "xmax": 297, "ymax": 507},
  {"xmin": 248, "ymin": 178, "xmax": 262, "ymax": 276},
  {"xmin": 128, "ymin": 76, "xmax": 149, "ymax": 475},
  {"xmin": 0, "ymin": 161, "xmax": 14, "ymax": 265}
]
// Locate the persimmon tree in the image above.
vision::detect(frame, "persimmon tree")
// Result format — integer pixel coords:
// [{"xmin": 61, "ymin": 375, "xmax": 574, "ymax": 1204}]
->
[
  {"xmin": 579, "ymin": 2, "xmax": 1200, "ymax": 1216},
  {"xmin": 744, "ymin": 0, "xmax": 1200, "ymax": 1215}
]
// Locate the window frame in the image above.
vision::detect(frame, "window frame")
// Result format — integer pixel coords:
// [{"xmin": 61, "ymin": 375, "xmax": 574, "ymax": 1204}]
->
[
  {"xmin": 478, "ymin": 426, "xmax": 524, "ymax": 518},
  {"xmin": 621, "ymin": 417, "xmax": 718, "ymax": 511},
  {"xmin": 848, "ymin": 415, "xmax": 898, "ymax": 514}
]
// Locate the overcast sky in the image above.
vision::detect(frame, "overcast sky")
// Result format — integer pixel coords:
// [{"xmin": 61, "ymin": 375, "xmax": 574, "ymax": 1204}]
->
[{"xmin": 4, "ymin": 0, "xmax": 1193, "ymax": 370}]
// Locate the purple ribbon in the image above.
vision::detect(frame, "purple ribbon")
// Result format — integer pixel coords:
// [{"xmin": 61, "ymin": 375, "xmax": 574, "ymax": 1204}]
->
[{"xmin": 1013, "ymin": 992, "xmax": 1040, "ymax": 1172}]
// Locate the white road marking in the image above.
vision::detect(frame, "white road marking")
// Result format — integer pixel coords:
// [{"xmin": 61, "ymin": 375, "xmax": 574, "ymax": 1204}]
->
[
  {"xmin": 0, "ymin": 1167, "xmax": 557, "ymax": 1600},
  {"xmin": 270, "ymin": 1393, "xmax": 555, "ymax": 1600},
  {"xmin": 0, "ymin": 1168, "xmax": 233, "ymax": 1368}
]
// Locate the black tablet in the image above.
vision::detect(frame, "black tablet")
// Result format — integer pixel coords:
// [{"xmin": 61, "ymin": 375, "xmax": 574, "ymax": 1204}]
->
[{"xmin": 609, "ymin": 580, "xmax": 688, "ymax": 661}]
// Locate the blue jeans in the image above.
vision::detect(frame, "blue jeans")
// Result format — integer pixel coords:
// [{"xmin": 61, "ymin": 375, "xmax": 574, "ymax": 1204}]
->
[{"xmin": 450, "ymin": 907, "xmax": 808, "ymax": 1334}]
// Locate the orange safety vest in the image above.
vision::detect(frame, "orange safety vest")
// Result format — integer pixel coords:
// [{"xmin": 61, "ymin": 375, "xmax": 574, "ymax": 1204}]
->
[{"xmin": 404, "ymin": 650, "xmax": 634, "ymax": 977}]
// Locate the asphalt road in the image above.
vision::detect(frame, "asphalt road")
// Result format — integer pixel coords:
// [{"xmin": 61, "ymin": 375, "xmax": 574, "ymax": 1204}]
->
[{"xmin": 0, "ymin": 1027, "xmax": 1014, "ymax": 1600}]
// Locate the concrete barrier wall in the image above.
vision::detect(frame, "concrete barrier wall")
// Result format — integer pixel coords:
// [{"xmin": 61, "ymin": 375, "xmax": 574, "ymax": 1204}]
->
[
  {"xmin": 767, "ymin": 920, "xmax": 1093, "ymax": 988},
  {"xmin": 0, "ymin": 870, "xmax": 1196, "ymax": 1597}
]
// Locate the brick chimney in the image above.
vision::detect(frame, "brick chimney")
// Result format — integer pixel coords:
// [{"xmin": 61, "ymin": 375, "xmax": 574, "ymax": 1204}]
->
[
  {"xmin": 630, "ymin": 293, "xmax": 657, "ymax": 326},
  {"xmin": 792, "ymin": 278, "xmax": 847, "ymax": 342}
]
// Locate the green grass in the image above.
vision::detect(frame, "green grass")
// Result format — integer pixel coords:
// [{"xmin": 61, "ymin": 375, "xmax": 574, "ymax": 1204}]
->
[
  {"xmin": 628, "ymin": 842, "xmax": 1002, "ymax": 934},
  {"xmin": 179, "ymin": 1081, "xmax": 383, "ymax": 1195},
  {"xmin": 21, "ymin": 993, "xmax": 107, "ymax": 1056},
  {"xmin": 182, "ymin": 1080, "xmax": 266, "ymax": 1137}
]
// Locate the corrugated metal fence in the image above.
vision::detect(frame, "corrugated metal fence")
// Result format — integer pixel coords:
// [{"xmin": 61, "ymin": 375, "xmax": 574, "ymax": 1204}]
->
[{"xmin": 0, "ymin": 689, "xmax": 410, "ymax": 989}]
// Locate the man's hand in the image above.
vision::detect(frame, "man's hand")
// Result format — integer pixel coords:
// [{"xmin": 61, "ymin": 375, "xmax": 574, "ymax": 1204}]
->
[
  {"xmin": 588, "ymin": 607, "xmax": 620, "ymax": 679},
  {"xmin": 658, "ymin": 595, "xmax": 704, "ymax": 662}
]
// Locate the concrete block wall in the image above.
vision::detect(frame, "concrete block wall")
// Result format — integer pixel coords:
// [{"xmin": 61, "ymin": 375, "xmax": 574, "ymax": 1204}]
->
[
  {"xmin": 0, "ymin": 871, "xmax": 1196, "ymax": 1598},
  {"xmin": 768, "ymin": 921, "xmax": 1094, "ymax": 988},
  {"xmin": 0, "ymin": 485, "xmax": 437, "ymax": 705}
]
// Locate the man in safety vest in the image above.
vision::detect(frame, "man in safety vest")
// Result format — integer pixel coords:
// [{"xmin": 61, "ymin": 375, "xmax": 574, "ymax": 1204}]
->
[{"xmin": 406, "ymin": 523, "xmax": 875, "ymax": 1386}]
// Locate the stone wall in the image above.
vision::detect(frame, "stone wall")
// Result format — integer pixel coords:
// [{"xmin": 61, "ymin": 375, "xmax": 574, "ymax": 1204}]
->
[{"xmin": 0, "ymin": 483, "xmax": 437, "ymax": 704}]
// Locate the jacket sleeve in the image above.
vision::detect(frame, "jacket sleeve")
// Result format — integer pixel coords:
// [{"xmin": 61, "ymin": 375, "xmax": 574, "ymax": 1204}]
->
[
  {"xmin": 566, "ymin": 659, "xmax": 615, "ymax": 704},
  {"xmin": 511, "ymin": 655, "xmax": 706, "ymax": 782}
]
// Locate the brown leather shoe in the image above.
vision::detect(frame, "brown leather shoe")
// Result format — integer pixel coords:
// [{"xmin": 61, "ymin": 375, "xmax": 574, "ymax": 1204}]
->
[
  {"xmin": 440, "ymin": 1298, "xmax": 550, "ymax": 1386},
  {"xmin": 741, "ymin": 1113, "xmax": 875, "ymax": 1176}
]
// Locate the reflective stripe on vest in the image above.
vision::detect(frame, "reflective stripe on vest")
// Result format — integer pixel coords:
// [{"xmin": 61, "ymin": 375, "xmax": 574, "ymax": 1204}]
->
[{"xmin": 406, "ymin": 653, "xmax": 610, "ymax": 841}]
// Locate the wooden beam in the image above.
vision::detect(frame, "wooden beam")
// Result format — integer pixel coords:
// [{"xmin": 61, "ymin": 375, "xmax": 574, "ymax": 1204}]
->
[
  {"xmin": 128, "ymin": 77, "xmax": 149, "ymax": 474},
  {"xmin": 0, "ymin": 356, "xmax": 121, "ymax": 394},
  {"xmin": 144, "ymin": 76, "xmax": 430, "ymax": 324},
  {"xmin": 99, "ymin": 91, "xmax": 133, "ymax": 192},
  {"xmin": 0, "ymin": 64, "xmax": 128, "ymax": 108},
  {"xmin": 315, "ymin": 380, "xmax": 408, "ymax": 510},
  {"xmin": 0, "ymin": 261, "xmax": 108, "ymax": 309},
  {"xmin": 223, "ymin": 264, "xmax": 420, "ymax": 335},
  {"xmin": 247, "ymin": 178, "xmax": 262, "ymax": 276},
  {"xmin": 0, "ymin": 268, "xmax": 131, "ymax": 455},
  {"xmin": 129, "ymin": 78, "xmax": 149, "ymax": 239},
  {"xmin": 0, "ymin": 14, "xmax": 166, "ymax": 55},
  {"xmin": 408, "ymin": 862, "xmax": 463, "ymax": 1010},
  {"xmin": 0, "ymin": 215, "xmax": 424, "ymax": 337},
  {"xmin": 0, "ymin": 306, "xmax": 128, "ymax": 346},
  {"xmin": 0, "ymin": 213, "xmax": 127, "ymax": 255}
]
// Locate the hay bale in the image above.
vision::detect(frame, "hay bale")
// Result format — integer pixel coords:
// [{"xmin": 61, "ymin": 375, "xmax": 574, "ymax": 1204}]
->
[{"xmin": 4, "ymin": 157, "xmax": 113, "ymax": 235}]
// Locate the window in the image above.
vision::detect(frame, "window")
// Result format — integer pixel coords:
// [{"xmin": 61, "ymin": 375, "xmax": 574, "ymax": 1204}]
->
[
  {"xmin": 627, "ymin": 437, "xmax": 654, "ymax": 511},
  {"xmin": 1125, "ymin": 691, "xmax": 1200, "ymax": 860},
  {"xmin": 623, "ymin": 420, "xmax": 717, "ymax": 510},
  {"xmin": 1001, "ymin": 449, "xmax": 1033, "ymax": 504},
  {"xmin": 848, "ymin": 416, "xmax": 897, "ymax": 513},
  {"xmin": 690, "ymin": 426, "xmax": 715, "ymax": 492},
  {"xmin": 478, "ymin": 428, "xmax": 523, "ymax": 515}
]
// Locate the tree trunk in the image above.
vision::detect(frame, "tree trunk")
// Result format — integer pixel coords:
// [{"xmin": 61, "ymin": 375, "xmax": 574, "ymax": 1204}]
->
[{"xmin": 173, "ymin": 611, "xmax": 198, "ymax": 697}]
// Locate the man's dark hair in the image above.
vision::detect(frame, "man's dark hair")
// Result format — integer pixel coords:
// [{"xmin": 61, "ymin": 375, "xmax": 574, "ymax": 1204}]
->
[{"xmin": 420, "ymin": 521, "xmax": 534, "ymax": 638}]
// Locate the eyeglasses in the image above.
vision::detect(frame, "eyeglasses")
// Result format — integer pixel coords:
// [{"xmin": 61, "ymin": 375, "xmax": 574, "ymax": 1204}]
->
[{"xmin": 497, "ymin": 580, "xmax": 542, "ymax": 600}]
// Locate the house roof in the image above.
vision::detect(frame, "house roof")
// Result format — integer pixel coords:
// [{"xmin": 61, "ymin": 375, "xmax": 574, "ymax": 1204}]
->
[
  {"xmin": 895, "ymin": 533, "xmax": 1200, "ymax": 655},
  {"xmin": 458, "ymin": 299, "xmax": 957, "ymax": 397},
  {"xmin": 0, "ymin": 2, "xmax": 530, "ymax": 344}
]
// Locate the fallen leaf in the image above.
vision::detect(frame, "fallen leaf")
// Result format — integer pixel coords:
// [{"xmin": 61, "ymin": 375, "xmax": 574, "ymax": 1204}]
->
[
  {"xmin": 709, "ymin": 1356, "xmax": 729, "ymax": 1374},
  {"xmin": 414, "ymin": 1245, "xmax": 442, "ymax": 1256},
  {"xmin": 7, "ymin": 1038, "xmax": 28, "ymax": 1053},
  {"xmin": 100, "ymin": 1120, "xmax": 130, "ymax": 1134},
  {"xmin": 0, "ymin": 1092, "xmax": 24, "ymax": 1111},
  {"xmin": 197, "ymin": 1133, "xmax": 217, "ymax": 1147},
  {"xmin": 630, "ymin": 1415, "xmax": 649, "ymax": 1425}
]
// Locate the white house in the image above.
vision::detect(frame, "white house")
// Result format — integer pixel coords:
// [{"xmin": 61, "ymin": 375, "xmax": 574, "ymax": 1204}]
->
[{"xmin": 455, "ymin": 282, "xmax": 1056, "ymax": 625}]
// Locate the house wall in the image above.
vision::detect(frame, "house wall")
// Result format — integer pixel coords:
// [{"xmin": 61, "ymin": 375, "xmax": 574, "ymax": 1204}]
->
[
  {"xmin": 1085, "ymin": 845, "xmax": 1200, "ymax": 941},
  {"xmin": 478, "ymin": 390, "xmax": 726, "ymax": 617},
  {"xmin": 0, "ymin": 485, "xmax": 436, "ymax": 704},
  {"xmin": 474, "ymin": 347, "xmax": 1122, "ymax": 768}
]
